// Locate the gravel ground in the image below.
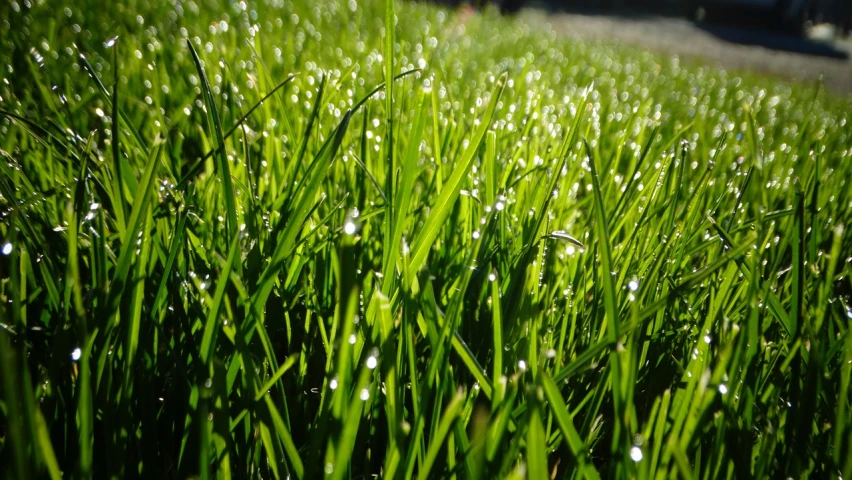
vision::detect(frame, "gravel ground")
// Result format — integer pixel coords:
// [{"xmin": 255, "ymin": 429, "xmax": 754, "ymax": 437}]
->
[{"xmin": 521, "ymin": 10, "xmax": 852, "ymax": 95}]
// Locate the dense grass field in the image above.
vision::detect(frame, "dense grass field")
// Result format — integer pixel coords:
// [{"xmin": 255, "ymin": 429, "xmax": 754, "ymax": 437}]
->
[{"xmin": 1, "ymin": 0, "xmax": 851, "ymax": 478}]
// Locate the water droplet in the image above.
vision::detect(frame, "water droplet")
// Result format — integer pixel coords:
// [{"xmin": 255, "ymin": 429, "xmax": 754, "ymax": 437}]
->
[
  {"xmin": 348, "ymin": 333, "xmax": 357, "ymax": 345},
  {"xmin": 204, "ymin": 378, "xmax": 213, "ymax": 389},
  {"xmin": 343, "ymin": 221, "xmax": 357, "ymax": 235},
  {"xmin": 103, "ymin": 36, "xmax": 119, "ymax": 48},
  {"xmin": 366, "ymin": 355, "xmax": 378, "ymax": 370},
  {"xmin": 329, "ymin": 378, "xmax": 339, "ymax": 390},
  {"xmin": 630, "ymin": 446, "xmax": 643, "ymax": 462},
  {"xmin": 628, "ymin": 278, "xmax": 639, "ymax": 292},
  {"xmin": 360, "ymin": 388, "xmax": 370, "ymax": 401},
  {"xmin": 517, "ymin": 359, "xmax": 527, "ymax": 371},
  {"xmin": 718, "ymin": 384, "xmax": 728, "ymax": 395},
  {"xmin": 1, "ymin": 243, "xmax": 12, "ymax": 255},
  {"xmin": 71, "ymin": 347, "xmax": 82, "ymax": 361}
]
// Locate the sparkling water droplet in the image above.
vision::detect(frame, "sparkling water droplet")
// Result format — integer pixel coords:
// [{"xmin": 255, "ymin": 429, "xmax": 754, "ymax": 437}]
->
[
  {"xmin": 1, "ymin": 243, "xmax": 12, "ymax": 255},
  {"xmin": 630, "ymin": 446, "xmax": 643, "ymax": 462},
  {"xmin": 71, "ymin": 347, "xmax": 82, "ymax": 361}
]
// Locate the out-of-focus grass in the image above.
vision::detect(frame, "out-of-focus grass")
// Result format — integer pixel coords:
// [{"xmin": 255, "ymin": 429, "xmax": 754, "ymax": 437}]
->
[{"xmin": 1, "ymin": 0, "xmax": 851, "ymax": 478}]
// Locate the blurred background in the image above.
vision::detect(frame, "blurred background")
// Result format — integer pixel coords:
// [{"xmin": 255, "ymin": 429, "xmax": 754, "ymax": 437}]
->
[{"xmin": 433, "ymin": 0, "xmax": 852, "ymax": 94}]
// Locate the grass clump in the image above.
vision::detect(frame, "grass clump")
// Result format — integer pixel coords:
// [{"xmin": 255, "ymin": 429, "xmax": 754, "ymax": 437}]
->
[{"xmin": 1, "ymin": 0, "xmax": 852, "ymax": 478}]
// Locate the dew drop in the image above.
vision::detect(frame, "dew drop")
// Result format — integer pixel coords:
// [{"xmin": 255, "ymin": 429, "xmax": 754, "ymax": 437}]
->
[{"xmin": 630, "ymin": 446, "xmax": 643, "ymax": 462}]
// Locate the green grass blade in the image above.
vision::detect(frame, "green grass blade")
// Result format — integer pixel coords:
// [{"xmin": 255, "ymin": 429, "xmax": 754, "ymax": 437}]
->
[
  {"xmin": 187, "ymin": 39, "xmax": 239, "ymax": 242},
  {"xmin": 540, "ymin": 372, "xmax": 601, "ymax": 480},
  {"xmin": 200, "ymin": 234, "xmax": 240, "ymax": 364},
  {"xmin": 416, "ymin": 390, "xmax": 465, "ymax": 480},
  {"xmin": 407, "ymin": 73, "xmax": 506, "ymax": 279}
]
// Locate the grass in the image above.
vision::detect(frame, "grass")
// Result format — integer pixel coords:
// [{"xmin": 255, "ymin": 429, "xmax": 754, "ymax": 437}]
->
[{"xmin": 1, "ymin": 0, "xmax": 851, "ymax": 478}]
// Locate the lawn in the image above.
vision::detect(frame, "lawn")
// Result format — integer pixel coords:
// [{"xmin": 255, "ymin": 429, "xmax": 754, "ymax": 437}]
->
[{"xmin": 1, "ymin": 0, "xmax": 851, "ymax": 478}]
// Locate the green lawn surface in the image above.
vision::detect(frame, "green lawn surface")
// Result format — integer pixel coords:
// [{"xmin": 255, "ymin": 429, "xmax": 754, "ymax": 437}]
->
[{"xmin": 1, "ymin": 0, "xmax": 851, "ymax": 478}]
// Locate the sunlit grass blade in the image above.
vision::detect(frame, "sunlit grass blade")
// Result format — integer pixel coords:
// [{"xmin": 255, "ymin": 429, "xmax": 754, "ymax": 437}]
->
[
  {"xmin": 252, "ymin": 110, "xmax": 352, "ymax": 314},
  {"xmin": 584, "ymin": 138, "xmax": 626, "ymax": 455},
  {"xmin": 200, "ymin": 234, "xmax": 240, "ymax": 364},
  {"xmin": 526, "ymin": 393, "xmax": 549, "ymax": 480},
  {"xmin": 407, "ymin": 73, "xmax": 506, "ymax": 280},
  {"xmin": 382, "ymin": 89, "xmax": 428, "ymax": 294},
  {"xmin": 187, "ymin": 39, "xmax": 238, "ymax": 242}
]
